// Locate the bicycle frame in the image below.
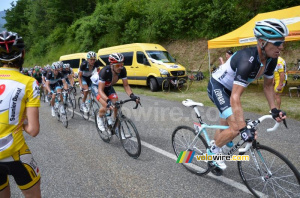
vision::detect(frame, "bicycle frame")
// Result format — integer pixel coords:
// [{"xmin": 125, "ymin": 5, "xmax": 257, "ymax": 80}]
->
[{"xmin": 182, "ymin": 99, "xmax": 279, "ymax": 157}]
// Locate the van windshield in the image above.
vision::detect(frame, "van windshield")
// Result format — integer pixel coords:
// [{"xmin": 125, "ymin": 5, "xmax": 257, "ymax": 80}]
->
[{"xmin": 146, "ymin": 51, "xmax": 175, "ymax": 63}]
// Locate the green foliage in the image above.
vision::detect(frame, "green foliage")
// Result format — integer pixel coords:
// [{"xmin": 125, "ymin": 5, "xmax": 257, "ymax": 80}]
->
[{"xmin": 3, "ymin": 0, "xmax": 300, "ymax": 66}]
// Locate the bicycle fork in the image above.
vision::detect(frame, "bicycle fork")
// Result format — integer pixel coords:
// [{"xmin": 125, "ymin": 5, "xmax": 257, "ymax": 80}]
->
[{"xmin": 249, "ymin": 147, "xmax": 273, "ymax": 182}]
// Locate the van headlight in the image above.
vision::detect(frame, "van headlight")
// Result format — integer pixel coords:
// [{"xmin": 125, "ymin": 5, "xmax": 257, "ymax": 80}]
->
[{"xmin": 159, "ymin": 69, "xmax": 169, "ymax": 75}]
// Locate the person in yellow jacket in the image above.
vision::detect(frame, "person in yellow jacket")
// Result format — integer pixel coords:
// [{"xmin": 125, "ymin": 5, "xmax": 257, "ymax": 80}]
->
[
  {"xmin": 273, "ymin": 56, "xmax": 287, "ymax": 109},
  {"xmin": 0, "ymin": 31, "xmax": 41, "ymax": 198}
]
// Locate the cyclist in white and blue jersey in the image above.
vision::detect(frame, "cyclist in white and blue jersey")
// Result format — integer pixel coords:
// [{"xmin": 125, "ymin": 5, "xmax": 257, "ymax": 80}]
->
[{"xmin": 207, "ymin": 19, "xmax": 288, "ymax": 170}]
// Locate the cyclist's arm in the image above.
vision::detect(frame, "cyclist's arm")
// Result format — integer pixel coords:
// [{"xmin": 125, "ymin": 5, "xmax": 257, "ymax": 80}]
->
[
  {"xmin": 122, "ymin": 78, "xmax": 133, "ymax": 96},
  {"xmin": 264, "ymin": 77, "xmax": 277, "ymax": 110},
  {"xmin": 98, "ymin": 81, "xmax": 108, "ymax": 102},
  {"xmin": 23, "ymin": 107, "xmax": 40, "ymax": 137},
  {"xmin": 68, "ymin": 74, "xmax": 74, "ymax": 86},
  {"xmin": 46, "ymin": 80, "xmax": 51, "ymax": 93},
  {"xmin": 78, "ymin": 71, "xmax": 83, "ymax": 88},
  {"xmin": 62, "ymin": 78, "xmax": 68, "ymax": 90},
  {"xmin": 230, "ymin": 84, "xmax": 246, "ymax": 129}
]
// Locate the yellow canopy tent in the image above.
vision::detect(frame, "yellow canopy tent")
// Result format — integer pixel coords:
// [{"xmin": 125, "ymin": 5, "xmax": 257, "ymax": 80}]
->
[{"xmin": 207, "ymin": 6, "xmax": 300, "ymax": 72}]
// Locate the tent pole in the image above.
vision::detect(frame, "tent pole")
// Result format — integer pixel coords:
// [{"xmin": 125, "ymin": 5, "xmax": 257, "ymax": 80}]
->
[{"xmin": 208, "ymin": 49, "xmax": 211, "ymax": 77}]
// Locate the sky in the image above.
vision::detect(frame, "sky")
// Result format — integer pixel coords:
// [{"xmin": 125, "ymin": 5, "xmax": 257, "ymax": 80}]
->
[{"xmin": 0, "ymin": 0, "xmax": 17, "ymax": 11}]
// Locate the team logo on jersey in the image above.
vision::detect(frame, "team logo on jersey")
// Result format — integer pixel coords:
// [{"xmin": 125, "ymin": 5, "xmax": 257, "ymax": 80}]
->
[
  {"xmin": 249, "ymin": 56, "xmax": 254, "ymax": 63},
  {"xmin": 32, "ymin": 80, "xmax": 40, "ymax": 98},
  {"xmin": 0, "ymin": 84, "xmax": 5, "ymax": 95}
]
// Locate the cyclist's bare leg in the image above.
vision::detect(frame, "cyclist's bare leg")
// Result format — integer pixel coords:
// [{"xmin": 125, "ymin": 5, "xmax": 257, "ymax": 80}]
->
[
  {"xmin": 50, "ymin": 93, "xmax": 55, "ymax": 106},
  {"xmin": 214, "ymin": 115, "xmax": 242, "ymax": 147},
  {"xmin": 21, "ymin": 180, "xmax": 41, "ymax": 198},
  {"xmin": 0, "ymin": 185, "xmax": 10, "ymax": 198},
  {"xmin": 98, "ymin": 97, "xmax": 107, "ymax": 117},
  {"xmin": 214, "ymin": 118, "xmax": 228, "ymax": 140},
  {"xmin": 82, "ymin": 84, "xmax": 89, "ymax": 103}
]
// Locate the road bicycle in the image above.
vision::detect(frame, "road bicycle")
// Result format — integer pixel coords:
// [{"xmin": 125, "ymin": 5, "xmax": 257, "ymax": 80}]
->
[
  {"xmin": 78, "ymin": 89, "xmax": 99, "ymax": 120},
  {"xmin": 62, "ymin": 89, "xmax": 74, "ymax": 119},
  {"xmin": 172, "ymin": 99, "xmax": 300, "ymax": 197},
  {"xmin": 162, "ymin": 74, "xmax": 189, "ymax": 92},
  {"xmin": 53, "ymin": 93, "xmax": 68, "ymax": 128},
  {"xmin": 95, "ymin": 98, "xmax": 142, "ymax": 159},
  {"xmin": 67, "ymin": 86, "xmax": 76, "ymax": 109}
]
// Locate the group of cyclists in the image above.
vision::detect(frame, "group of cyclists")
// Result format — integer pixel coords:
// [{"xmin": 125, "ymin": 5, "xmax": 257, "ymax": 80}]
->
[{"xmin": 0, "ymin": 17, "xmax": 289, "ymax": 197}]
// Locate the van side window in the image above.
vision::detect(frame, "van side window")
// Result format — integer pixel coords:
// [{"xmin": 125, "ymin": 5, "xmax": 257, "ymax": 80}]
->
[
  {"xmin": 62, "ymin": 59, "xmax": 80, "ymax": 69},
  {"xmin": 100, "ymin": 52, "xmax": 133, "ymax": 66},
  {"xmin": 137, "ymin": 51, "xmax": 146, "ymax": 64},
  {"xmin": 123, "ymin": 52, "xmax": 133, "ymax": 66}
]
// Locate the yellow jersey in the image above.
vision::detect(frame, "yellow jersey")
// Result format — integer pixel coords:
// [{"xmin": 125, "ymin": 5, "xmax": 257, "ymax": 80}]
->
[
  {"xmin": 0, "ymin": 67, "xmax": 40, "ymax": 159},
  {"xmin": 274, "ymin": 56, "xmax": 287, "ymax": 81}
]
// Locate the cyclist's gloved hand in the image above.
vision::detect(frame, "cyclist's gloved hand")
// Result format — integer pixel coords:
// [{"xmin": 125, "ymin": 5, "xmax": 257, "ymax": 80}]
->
[
  {"xmin": 106, "ymin": 99, "xmax": 113, "ymax": 109},
  {"xmin": 240, "ymin": 126, "xmax": 256, "ymax": 142},
  {"xmin": 130, "ymin": 93, "xmax": 139, "ymax": 101},
  {"xmin": 271, "ymin": 108, "xmax": 286, "ymax": 120}
]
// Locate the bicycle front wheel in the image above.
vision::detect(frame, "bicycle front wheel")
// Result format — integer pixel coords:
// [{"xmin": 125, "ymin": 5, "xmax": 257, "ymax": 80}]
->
[
  {"xmin": 78, "ymin": 97, "xmax": 89, "ymax": 120},
  {"xmin": 162, "ymin": 79, "xmax": 170, "ymax": 92},
  {"xmin": 66, "ymin": 99, "xmax": 74, "ymax": 119},
  {"xmin": 119, "ymin": 117, "xmax": 141, "ymax": 159},
  {"xmin": 238, "ymin": 144, "xmax": 300, "ymax": 198},
  {"xmin": 172, "ymin": 126, "xmax": 210, "ymax": 176},
  {"xmin": 89, "ymin": 100, "xmax": 100, "ymax": 117},
  {"xmin": 177, "ymin": 78, "xmax": 188, "ymax": 92},
  {"xmin": 69, "ymin": 92, "xmax": 76, "ymax": 109},
  {"xmin": 94, "ymin": 110, "xmax": 111, "ymax": 143}
]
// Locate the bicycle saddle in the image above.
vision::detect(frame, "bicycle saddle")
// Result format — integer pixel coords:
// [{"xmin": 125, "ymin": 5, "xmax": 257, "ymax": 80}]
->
[{"xmin": 182, "ymin": 99, "xmax": 203, "ymax": 107}]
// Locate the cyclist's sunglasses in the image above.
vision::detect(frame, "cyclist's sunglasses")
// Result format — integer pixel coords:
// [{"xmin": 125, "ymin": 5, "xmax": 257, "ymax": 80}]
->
[
  {"xmin": 267, "ymin": 39, "xmax": 285, "ymax": 47},
  {"xmin": 112, "ymin": 63, "xmax": 124, "ymax": 68}
]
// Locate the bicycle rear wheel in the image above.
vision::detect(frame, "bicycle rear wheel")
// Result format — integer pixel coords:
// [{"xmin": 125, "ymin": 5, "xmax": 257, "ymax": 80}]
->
[
  {"xmin": 177, "ymin": 78, "xmax": 188, "ymax": 92},
  {"xmin": 238, "ymin": 144, "xmax": 300, "ymax": 197},
  {"xmin": 119, "ymin": 117, "xmax": 141, "ymax": 159},
  {"xmin": 162, "ymin": 79, "xmax": 170, "ymax": 92},
  {"xmin": 94, "ymin": 110, "xmax": 111, "ymax": 143},
  {"xmin": 172, "ymin": 126, "xmax": 210, "ymax": 175}
]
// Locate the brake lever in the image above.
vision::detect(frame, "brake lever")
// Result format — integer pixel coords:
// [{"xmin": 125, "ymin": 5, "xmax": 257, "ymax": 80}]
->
[
  {"xmin": 133, "ymin": 101, "xmax": 141, "ymax": 109},
  {"xmin": 283, "ymin": 119, "xmax": 288, "ymax": 129}
]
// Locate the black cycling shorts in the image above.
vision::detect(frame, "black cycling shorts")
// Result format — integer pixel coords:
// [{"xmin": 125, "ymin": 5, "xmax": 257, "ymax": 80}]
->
[
  {"xmin": 0, "ymin": 143, "xmax": 40, "ymax": 191},
  {"xmin": 207, "ymin": 77, "xmax": 233, "ymax": 119}
]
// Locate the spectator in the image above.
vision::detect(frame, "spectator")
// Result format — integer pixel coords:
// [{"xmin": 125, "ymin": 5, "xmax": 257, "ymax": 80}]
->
[
  {"xmin": 219, "ymin": 50, "xmax": 234, "ymax": 65},
  {"xmin": 273, "ymin": 56, "xmax": 287, "ymax": 109}
]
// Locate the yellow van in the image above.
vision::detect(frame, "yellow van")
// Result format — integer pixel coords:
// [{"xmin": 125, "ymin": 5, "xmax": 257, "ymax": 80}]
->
[
  {"xmin": 97, "ymin": 43, "xmax": 187, "ymax": 91},
  {"xmin": 59, "ymin": 53, "xmax": 87, "ymax": 81}
]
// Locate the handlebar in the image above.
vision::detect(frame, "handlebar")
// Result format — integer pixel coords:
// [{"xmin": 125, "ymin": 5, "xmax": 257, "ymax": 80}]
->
[
  {"xmin": 239, "ymin": 114, "xmax": 282, "ymax": 152},
  {"xmin": 115, "ymin": 98, "xmax": 142, "ymax": 109}
]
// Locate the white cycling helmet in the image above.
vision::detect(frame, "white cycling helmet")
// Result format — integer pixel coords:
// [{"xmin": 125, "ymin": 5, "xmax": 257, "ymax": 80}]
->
[
  {"xmin": 108, "ymin": 53, "xmax": 124, "ymax": 63},
  {"xmin": 253, "ymin": 18, "xmax": 289, "ymax": 39},
  {"xmin": 87, "ymin": 51, "xmax": 96, "ymax": 59}
]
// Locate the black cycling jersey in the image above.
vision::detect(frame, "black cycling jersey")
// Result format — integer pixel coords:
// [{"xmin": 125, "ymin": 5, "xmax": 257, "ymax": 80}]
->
[
  {"xmin": 79, "ymin": 60, "xmax": 100, "ymax": 78},
  {"xmin": 46, "ymin": 71, "xmax": 64, "ymax": 85},
  {"xmin": 62, "ymin": 68, "xmax": 73, "ymax": 79},
  {"xmin": 99, "ymin": 65, "xmax": 127, "ymax": 87},
  {"xmin": 212, "ymin": 47, "xmax": 277, "ymax": 91}
]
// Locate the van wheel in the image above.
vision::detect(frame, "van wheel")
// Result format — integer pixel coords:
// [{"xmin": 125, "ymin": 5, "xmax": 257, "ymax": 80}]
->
[{"xmin": 149, "ymin": 78, "xmax": 158, "ymax": 92}]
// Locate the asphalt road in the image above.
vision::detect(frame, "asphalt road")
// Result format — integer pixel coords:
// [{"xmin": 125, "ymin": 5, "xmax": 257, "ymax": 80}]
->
[{"xmin": 9, "ymin": 91, "xmax": 300, "ymax": 198}]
